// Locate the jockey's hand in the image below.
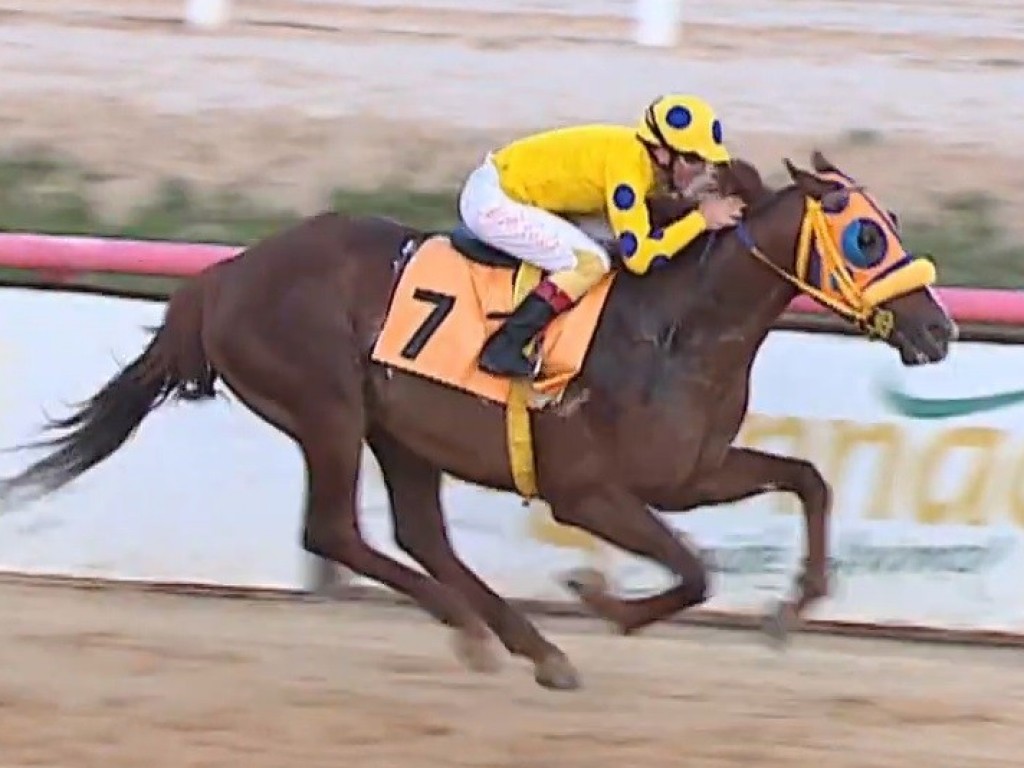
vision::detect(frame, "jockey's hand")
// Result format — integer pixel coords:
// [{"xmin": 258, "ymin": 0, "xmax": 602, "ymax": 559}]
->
[{"xmin": 699, "ymin": 195, "xmax": 745, "ymax": 230}]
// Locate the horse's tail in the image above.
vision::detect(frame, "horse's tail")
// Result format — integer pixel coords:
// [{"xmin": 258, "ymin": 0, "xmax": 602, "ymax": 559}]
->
[{"xmin": 0, "ymin": 272, "xmax": 219, "ymax": 510}]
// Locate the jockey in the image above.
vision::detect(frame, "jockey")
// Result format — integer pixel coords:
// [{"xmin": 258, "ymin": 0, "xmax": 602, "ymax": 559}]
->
[{"xmin": 459, "ymin": 93, "xmax": 746, "ymax": 380}]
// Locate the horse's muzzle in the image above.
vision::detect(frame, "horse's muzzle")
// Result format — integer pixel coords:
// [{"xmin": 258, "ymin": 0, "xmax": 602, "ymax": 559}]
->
[{"xmin": 897, "ymin": 317, "xmax": 958, "ymax": 366}]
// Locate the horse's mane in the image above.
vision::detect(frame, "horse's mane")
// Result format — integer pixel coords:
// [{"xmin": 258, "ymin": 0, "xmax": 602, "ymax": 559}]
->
[{"xmin": 718, "ymin": 158, "xmax": 781, "ymax": 213}]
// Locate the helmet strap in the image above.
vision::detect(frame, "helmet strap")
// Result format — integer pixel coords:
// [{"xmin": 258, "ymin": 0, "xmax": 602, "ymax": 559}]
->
[
  {"xmin": 640, "ymin": 139, "xmax": 674, "ymax": 171},
  {"xmin": 643, "ymin": 105, "xmax": 670, "ymax": 147}
]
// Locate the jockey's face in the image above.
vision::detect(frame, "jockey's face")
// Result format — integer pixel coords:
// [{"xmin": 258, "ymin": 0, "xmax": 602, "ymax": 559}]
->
[
  {"xmin": 672, "ymin": 153, "xmax": 708, "ymax": 193},
  {"xmin": 651, "ymin": 146, "xmax": 709, "ymax": 195}
]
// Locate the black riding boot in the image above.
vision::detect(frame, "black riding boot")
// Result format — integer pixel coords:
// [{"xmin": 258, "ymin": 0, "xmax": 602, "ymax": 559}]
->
[{"xmin": 478, "ymin": 292, "xmax": 559, "ymax": 378}]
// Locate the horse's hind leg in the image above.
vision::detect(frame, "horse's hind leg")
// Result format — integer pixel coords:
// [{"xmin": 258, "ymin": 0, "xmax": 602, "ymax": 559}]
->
[
  {"xmin": 203, "ymin": 282, "xmax": 493, "ymax": 675},
  {"xmin": 300, "ymin": 411, "xmax": 498, "ymax": 673},
  {"xmin": 549, "ymin": 484, "xmax": 710, "ymax": 634},
  {"xmin": 367, "ymin": 428, "xmax": 580, "ymax": 690}
]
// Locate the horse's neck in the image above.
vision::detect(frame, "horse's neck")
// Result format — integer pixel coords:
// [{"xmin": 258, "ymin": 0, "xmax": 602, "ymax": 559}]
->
[{"xmin": 664, "ymin": 195, "xmax": 802, "ymax": 363}]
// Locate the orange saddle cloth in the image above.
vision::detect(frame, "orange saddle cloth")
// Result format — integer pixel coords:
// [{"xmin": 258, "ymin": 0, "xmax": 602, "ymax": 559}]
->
[{"xmin": 370, "ymin": 234, "xmax": 615, "ymax": 407}]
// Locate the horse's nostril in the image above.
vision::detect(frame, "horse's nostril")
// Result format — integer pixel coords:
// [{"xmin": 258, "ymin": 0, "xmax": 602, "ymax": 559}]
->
[{"xmin": 929, "ymin": 321, "xmax": 956, "ymax": 344}]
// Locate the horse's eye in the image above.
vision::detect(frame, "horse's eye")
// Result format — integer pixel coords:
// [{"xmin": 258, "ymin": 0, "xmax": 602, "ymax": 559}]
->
[
  {"xmin": 858, "ymin": 223, "xmax": 879, "ymax": 249},
  {"xmin": 842, "ymin": 219, "xmax": 887, "ymax": 268}
]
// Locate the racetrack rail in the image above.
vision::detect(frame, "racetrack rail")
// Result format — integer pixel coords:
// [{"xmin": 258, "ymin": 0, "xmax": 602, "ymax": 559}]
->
[{"xmin": 5, "ymin": 570, "xmax": 1023, "ymax": 650}]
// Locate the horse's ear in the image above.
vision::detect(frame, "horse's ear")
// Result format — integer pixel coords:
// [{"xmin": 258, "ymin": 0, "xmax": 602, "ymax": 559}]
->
[
  {"xmin": 783, "ymin": 157, "xmax": 833, "ymax": 200},
  {"xmin": 810, "ymin": 150, "xmax": 837, "ymax": 175},
  {"xmin": 783, "ymin": 157, "xmax": 803, "ymax": 183}
]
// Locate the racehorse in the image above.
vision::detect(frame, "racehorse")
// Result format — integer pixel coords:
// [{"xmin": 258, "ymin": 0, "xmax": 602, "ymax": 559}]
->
[{"xmin": 0, "ymin": 151, "xmax": 956, "ymax": 691}]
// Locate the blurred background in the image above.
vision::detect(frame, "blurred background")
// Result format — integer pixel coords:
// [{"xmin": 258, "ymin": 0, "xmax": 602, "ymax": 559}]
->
[
  {"xmin": 0, "ymin": 0, "xmax": 1021, "ymax": 292},
  {"xmin": 3, "ymin": 4, "xmax": 1024, "ymax": 764}
]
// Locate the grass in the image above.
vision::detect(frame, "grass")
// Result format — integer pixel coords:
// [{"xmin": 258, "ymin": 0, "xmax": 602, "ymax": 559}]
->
[
  {"xmin": 902, "ymin": 191, "xmax": 1024, "ymax": 288},
  {"xmin": 0, "ymin": 148, "xmax": 1021, "ymax": 296}
]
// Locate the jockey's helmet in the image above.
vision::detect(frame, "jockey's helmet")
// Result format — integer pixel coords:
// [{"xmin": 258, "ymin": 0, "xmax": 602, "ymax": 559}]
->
[{"xmin": 636, "ymin": 94, "xmax": 731, "ymax": 164}]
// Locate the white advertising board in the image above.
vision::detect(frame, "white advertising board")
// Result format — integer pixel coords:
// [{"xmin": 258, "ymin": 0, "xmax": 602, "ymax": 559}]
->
[
  {"xmin": 2, "ymin": 287, "xmax": 1024, "ymax": 634},
  {"xmin": 0, "ymin": 288, "xmax": 566, "ymax": 594}
]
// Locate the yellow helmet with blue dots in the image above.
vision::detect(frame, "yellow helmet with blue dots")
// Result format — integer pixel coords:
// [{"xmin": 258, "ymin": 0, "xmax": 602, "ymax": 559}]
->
[{"xmin": 636, "ymin": 94, "xmax": 730, "ymax": 164}]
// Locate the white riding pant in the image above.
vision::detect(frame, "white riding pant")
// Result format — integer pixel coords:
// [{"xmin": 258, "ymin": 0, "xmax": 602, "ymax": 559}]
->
[{"xmin": 457, "ymin": 154, "xmax": 612, "ymax": 273}]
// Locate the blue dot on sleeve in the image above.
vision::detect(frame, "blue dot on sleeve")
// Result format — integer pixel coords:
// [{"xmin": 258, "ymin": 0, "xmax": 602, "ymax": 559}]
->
[{"xmin": 612, "ymin": 184, "xmax": 636, "ymax": 211}]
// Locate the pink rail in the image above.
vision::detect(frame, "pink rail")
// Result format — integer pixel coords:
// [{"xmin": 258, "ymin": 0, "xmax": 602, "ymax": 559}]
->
[{"xmin": 0, "ymin": 232, "xmax": 1021, "ymax": 324}]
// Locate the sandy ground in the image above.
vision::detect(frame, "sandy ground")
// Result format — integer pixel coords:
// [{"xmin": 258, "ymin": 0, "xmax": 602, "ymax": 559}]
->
[
  {"xmin": 1, "ymin": 579, "xmax": 1022, "ymax": 767},
  {"xmin": 0, "ymin": 0, "xmax": 1022, "ymax": 233},
  {"xmin": 1, "ymin": 7, "xmax": 1023, "ymax": 765}
]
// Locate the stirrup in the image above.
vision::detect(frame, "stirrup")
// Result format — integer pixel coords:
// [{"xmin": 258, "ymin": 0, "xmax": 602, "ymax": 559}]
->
[
  {"xmin": 515, "ymin": 353, "xmax": 543, "ymax": 381},
  {"xmin": 478, "ymin": 339, "xmax": 542, "ymax": 379},
  {"xmin": 479, "ymin": 352, "xmax": 540, "ymax": 380}
]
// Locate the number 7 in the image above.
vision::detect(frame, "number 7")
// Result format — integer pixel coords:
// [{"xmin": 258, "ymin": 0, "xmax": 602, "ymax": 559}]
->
[{"xmin": 400, "ymin": 288, "xmax": 457, "ymax": 360}]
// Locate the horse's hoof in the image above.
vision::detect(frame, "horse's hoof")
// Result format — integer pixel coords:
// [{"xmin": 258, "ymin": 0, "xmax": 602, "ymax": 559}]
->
[
  {"xmin": 452, "ymin": 627, "xmax": 501, "ymax": 674},
  {"xmin": 562, "ymin": 567, "xmax": 609, "ymax": 597},
  {"xmin": 534, "ymin": 651, "xmax": 582, "ymax": 691},
  {"xmin": 562, "ymin": 567, "xmax": 628, "ymax": 633},
  {"xmin": 303, "ymin": 560, "xmax": 351, "ymax": 601},
  {"xmin": 760, "ymin": 601, "xmax": 793, "ymax": 650},
  {"xmin": 307, "ymin": 582, "xmax": 345, "ymax": 602}
]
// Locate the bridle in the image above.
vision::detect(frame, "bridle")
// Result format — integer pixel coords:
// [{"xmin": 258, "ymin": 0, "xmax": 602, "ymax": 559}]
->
[{"xmin": 732, "ymin": 197, "xmax": 899, "ymax": 341}]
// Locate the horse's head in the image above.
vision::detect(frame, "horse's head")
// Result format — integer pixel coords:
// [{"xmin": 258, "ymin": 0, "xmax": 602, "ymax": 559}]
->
[{"xmin": 749, "ymin": 151, "xmax": 956, "ymax": 365}]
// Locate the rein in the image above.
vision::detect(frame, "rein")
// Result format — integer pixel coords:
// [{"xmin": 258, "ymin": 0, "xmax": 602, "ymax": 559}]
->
[{"xmin": 733, "ymin": 198, "xmax": 896, "ymax": 341}]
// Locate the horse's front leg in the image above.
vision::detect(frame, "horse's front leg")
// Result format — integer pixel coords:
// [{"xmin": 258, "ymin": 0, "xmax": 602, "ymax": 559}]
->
[{"xmin": 662, "ymin": 446, "xmax": 833, "ymax": 644}]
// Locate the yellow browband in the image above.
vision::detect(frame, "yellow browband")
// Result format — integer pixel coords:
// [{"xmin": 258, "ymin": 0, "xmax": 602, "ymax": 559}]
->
[{"xmin": 743, "ymin": 197, "xmax": 936, "ymax": 340}]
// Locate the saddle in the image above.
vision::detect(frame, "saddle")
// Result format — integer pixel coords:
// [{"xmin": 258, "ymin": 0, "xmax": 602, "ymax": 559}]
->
[{"xmin": 446, "ymin": 223, "xmax": 623, "ymax": 272}]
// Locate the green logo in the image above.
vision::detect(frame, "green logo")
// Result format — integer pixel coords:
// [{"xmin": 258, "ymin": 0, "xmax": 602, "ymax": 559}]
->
[{"xmin": 879, "ymin": 380, "xmax": 1024, "ymax": 420}]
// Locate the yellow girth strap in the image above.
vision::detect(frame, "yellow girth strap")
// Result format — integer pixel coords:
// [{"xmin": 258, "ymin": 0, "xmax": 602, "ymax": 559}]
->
[{"xmin": 505, "ymin": 263, "xmax": 542, "ymax": 498}]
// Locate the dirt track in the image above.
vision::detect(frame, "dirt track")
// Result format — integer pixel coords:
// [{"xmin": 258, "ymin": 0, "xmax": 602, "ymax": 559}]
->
[
  {"xmin": 0, "ymin": 0, "xmax": 1022, "ymax": 230},
  {"xmin": 2, "ymin": 579, "xmax": 1022, "ymax": 767},
  {"xmin": 3, "ymin": 8, "xmax": 1024, "ymax": 764}
]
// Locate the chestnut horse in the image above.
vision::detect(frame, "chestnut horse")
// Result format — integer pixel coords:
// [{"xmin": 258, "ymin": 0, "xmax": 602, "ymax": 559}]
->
[{"xmin": 0, "ymin": 152, "xmax": 956, "ymax": 690}]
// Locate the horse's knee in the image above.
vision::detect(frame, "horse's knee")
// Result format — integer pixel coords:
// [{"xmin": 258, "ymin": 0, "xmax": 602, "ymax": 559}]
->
[{"xmin": 787, "ymin": 458, "xmax": 832, "ymax": 512}]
